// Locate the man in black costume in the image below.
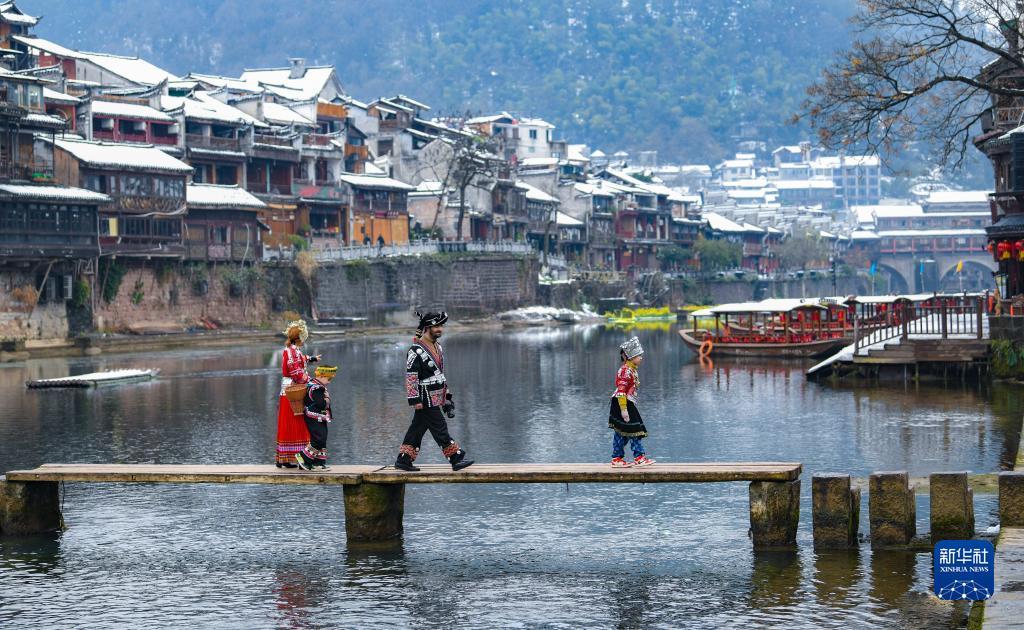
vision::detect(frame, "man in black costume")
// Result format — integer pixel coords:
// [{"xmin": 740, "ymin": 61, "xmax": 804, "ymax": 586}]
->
[{"xmin": 394, "ymin": 310, "xmax": 474, "ymax": 472}]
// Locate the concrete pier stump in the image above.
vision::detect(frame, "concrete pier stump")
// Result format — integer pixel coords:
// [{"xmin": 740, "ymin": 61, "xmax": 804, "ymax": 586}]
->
[
  {"xmin": 0, "ymin": 476, "xmax": 62, "ymax": 535},
  {"xmin": 812, "ymin": 473, "xmax": 860, "ymax": 550},
  {"xmin": 930, "ymin": 472, "xmax": 974, "ymax": 543},
  {"xmin": 749, "ymin": 479, "xmax": 800, "ymax": 549},
  {"xmin": 1000, "ymin": 471, "xmax": 1024, "ymax": 527},
  {"xmin": 343, "ymin": 483, "xmax": 404, "ymax": 543},
  {"xmin": 869, "ymin": 471, "xmax": 916, "ymax": 548}
]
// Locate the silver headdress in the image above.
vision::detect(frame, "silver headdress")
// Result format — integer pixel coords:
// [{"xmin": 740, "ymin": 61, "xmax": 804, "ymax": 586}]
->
[{"xmin": 620, "ymin": 336, "xmax": 644, "ymax": 359}]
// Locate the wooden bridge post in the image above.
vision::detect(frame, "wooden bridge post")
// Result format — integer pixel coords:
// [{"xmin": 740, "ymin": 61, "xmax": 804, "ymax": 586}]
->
[
  {"xmin": 1000, "ymin": 471, "xmax": 1024, "ymax": 526},
  {"xmin": 976, "ymin": 296, "xmax": 984, "ymax": 340},
  {"xmin": 343, "ymin": 482, "xmax": 404, "ymax": 543},
  {"xmin": 930, "ymin": 472, "xmax": 974, "ymax": 543},
  {"xmin": 749, "ymin": 479, "xmax": 800, "ymax": 549},
  {"xmin": 0, "ymin": 476, "xmax": 62, "ymax": 535},
  {"xmin": 812, "ymin": 473, "xmax": 860, "ymax": 550},
  {"xmin": 869, "ymin": 471, "xmax": 916, "ymax": 548}
]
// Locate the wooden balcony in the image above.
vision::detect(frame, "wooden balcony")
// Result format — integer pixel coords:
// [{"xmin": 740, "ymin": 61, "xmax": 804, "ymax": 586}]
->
[
  {"xmin": 254, "ymin": 133, "xmax": 294, "ymax": 147},
  {"xmin": 0, "ymin": 159, "xmax": 54, "ymax": 182},
  {"xmin": 186, "ymin": 133, "xmax": 242, "ymax": 151}
]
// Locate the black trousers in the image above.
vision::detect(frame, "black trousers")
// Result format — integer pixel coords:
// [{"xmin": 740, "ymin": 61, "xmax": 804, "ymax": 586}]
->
[
  {"xmin": 401, "ymin": 407, "xmax": 454, "ymax": 452},
  {"xmin": 303, "ymin": 417, "xmax": 328, "ymax": 458}
]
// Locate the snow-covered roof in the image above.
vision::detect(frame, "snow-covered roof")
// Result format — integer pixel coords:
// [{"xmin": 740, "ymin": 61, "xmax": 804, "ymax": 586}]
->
[
  {"xmin": 567, "ymin": 144, "xmax": 590, "ymax": 163},
  {"xmin": 556, "ymin": 211, "xmax": 583, "ymax": 226},
  {"xmin": 162, "ymin": 92, "xmax": 266, "ymax": 127},
  {"xmin": 52, "ymin": 138, "xmax": 193, "ymax": 173},
  {"xmin": 80, "ymin": 51, "xmax": 176, "ymax": 86},
  {"xmin": 187, "ymin": 183, "xmax": 266, "ymax": 209},
  {"xmin": 518, "ymin": 117, "xmax": 555, "ymax": 129},
  {"xmin": 21, "ymin": 112, "xmax": 66, "ymax": 128},
  {"xmin": 855, "ymin": 204, "xmax": 923, "ymax": 219},
  {"xmin": 851, "ymin": 229, "xmax": 880, "ymax": 240},
  {"xmin": 466, "ymin": 111, "xmax": 516, "ymax": 125},
  {"xmin": 727, "ymin": 189, "xmax": 769, "ymax": 199},
  {"xmin": 262, "ymin": 102, "xmax": 315, "ymax": 127},
  {"xmin": 719, "ymin": 159, "xmax": 754, "ymax": 169},
  {"xmin": 239, "ymin": 66, "xmax": 339, "ymax": 101},
  {"xmin": 695, "ymin": 298, "xmax": 829, "ymax": 316},
  {"xmin": 92, "ymin": 99, "xmax": 174, "ymax": 122},
  {"xmin": 772, "ymin": 145, "xmax": 802, "ymax": 155},
  {"xmin": 516, "ymin": 181, "xmax": 559, "ymax": 203},
  {"xmin": 186, "ymin": 72, "xmax": 263, "ymax": 93},
  {"xmin": 338, "ymin": 173, "xmax": 415, "ymax": 191},
  {"xmin": 42, "ymin": 87, "xmax": 79, "ymax": 105},
  {"xmin": 877, "ymin": 228, "xmax": 987, "ymax": 238},
  {"xmin": 520, "ymin": 156, "xmax": 559, "ymax": 168},
  {"xmin": 590, "ymin": 149, "xmax": 607, "ymax": 158},
  {"xmin": 11, "ymin": 35, "xmax": 83, "ymax": 59},
  {"xmin": 0, "ymin": 183, "xmax": 109, "ymax": 203},
  {"xmin": 922, "ymin": 190, "xmax": 991, "ymax": 205},
  {"xmin": 704, "ymin": 212, "xmax": 748, "ymax": 233},
  {"xmin": 410, "ymin": 180, "xmax": 445, "ymax": 196},
  {"xmin": 742, "ymin": 222, "xmax": 765, "ymax": 233},
  {"xmin": 0, "ymin": 2, "xmax": 38, "ymax": 26},
  {"xmin": 574, "ymin": 182, "xmax": 617, "ymax": 199}
]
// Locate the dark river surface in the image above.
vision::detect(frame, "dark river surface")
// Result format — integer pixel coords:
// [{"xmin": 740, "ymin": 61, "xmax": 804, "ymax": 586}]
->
[{"xmin": 1, "ymin": 324, "xmax": 1021, "ymax": 628}]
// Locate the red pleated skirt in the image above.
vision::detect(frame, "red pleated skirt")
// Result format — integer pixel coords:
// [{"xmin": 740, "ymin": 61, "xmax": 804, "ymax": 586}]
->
[{"xmin": 276, "ymin": 394, "xmax": 309, "ymax": 465}]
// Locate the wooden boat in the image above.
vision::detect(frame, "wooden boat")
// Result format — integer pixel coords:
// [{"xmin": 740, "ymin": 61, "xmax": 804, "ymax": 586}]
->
[
  {"xmin": 678, "ymin": 329, "xmax": 847, "ymax": 358},
  {"xmin": 681, "ymin": 298, "xmax": 849, "ymax": 359},
  {"xmin": 606, "ymin": 306, "xmax": 675, "ymax": 324},
  {"xmin": 26, "ymin": 368, "xmax": 159, "ymax": 389}
]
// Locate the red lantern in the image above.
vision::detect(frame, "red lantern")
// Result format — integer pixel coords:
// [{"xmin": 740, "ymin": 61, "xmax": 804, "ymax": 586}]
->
[
  {"xmin": 1016, "ymin": 240, "xmax": 1024, "ymax": 262},
  {"xmin": 998, "ymin": 240, "xmax": 1013, "ymax": 261}
]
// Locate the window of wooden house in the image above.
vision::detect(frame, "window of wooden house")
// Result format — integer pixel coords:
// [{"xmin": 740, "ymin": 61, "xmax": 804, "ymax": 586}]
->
[
  {"xmin": 209, "ymin": 225, "xmax": 229, "ymax": 244},
  {"xmin": 123, "ymin": 217, "xmax": 148, "ymax": 236},
  {"xmin": 27, "ymin": 85, "xmax": 41, "ymax": 111},
  {"xmin": 185, "ymin": 122, "xmax": 205, "ymax": 135},
  {"xmin": 83, "ymin": 174, "xmax": 108, "ymax": 193},
  {"xmin": 215, "ymin": 165, "xmax": 237, "ymax": 185},
  {"xmin": 529, "ymin": 129, "xmax": 537, "ymax": 140},
  {"xmin": 120, "ymin": 175, "xmax": 150, "ymax": 196},
  {"xmin": 0, "ymin": 206, "xmax": 26, "ymax": 231},
  {"xmin": 211, "ymin": 124, "xmax": 234, "ymax": 138},
  {"xmin": 154, "ymin": 178, "xmax": 184, "ymax": 198},
  {"xmin": 193, "ymin": 164, "xmax": 209, "ymax": 184},
  {"xmin": 153, "ymin": 219, "xmax": 179, "ymax": 238},
  {"xmin": 0, "ymin": 82, "xmax": 9, "ymax": 104},
  {"xmin": 152, "ymin": 123, "xmax": 175, "ymax": 138},
  {"xmin": 377, "ymin": 139, "xmax": 393, "ymax": 155},
  {"xmin": 118, "ymin": 119, "xmax": 139, "ymax": 135}
]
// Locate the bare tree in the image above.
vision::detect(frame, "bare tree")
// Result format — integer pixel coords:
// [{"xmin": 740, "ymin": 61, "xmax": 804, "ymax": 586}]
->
[
  {"xmin": 413, "ymin": 117, "xmax": 505, "ymax": 240},
  {"xmin": 799, "ymin": 0, "xmax": 1024, "ymax": 167}
]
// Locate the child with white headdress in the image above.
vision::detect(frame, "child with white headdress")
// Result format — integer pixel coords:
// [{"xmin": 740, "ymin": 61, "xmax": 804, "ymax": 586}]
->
[{"xmin": 608, "ymin": 336, "xmax": 654, "ymax": 467}]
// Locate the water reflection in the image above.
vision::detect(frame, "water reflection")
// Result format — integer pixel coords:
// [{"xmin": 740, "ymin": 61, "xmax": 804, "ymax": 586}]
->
[{"xmin": 0, "ymin": 325, "xmax": 1019, "ymax": 627}]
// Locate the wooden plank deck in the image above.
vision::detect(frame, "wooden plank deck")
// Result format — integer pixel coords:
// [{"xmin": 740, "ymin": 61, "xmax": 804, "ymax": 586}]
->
[
  {"xmin": 5, "ymin": 462, "xmax": 802, "ymax": 485},
  {"xmin": 4, "ymin": 464, "xmax": 376, "ymax": 485},
  {"xmin": 365, "ymin": 462, "xmax": 802, "ymax": 484}
]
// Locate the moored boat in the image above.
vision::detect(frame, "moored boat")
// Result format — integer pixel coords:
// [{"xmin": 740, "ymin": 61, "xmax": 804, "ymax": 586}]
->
[
  {"xmin": 26, "ymin": 368, "xmax": 160, "ymax": 389},
  {"xmin": 680, "ymin": 298, "xmax": 849, "ymax": 358}
]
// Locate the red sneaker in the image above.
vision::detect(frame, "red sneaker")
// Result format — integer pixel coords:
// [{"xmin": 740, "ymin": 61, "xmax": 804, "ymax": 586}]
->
[
  {"xmin": 633, "ymin": 455, "xmax": 655, "ymax": 467},
  {"xmin": 610, "ymin": 457, "xmax": 632, "ymax": 468}
]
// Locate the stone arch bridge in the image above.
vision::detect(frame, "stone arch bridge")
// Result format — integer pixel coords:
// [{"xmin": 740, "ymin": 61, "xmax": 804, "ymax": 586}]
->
[{"xmin": 871, "ymin": 252, "xmax": 995, "ymax": 294}]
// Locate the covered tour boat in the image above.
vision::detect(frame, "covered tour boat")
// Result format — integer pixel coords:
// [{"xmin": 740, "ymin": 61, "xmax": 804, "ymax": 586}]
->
[{"xmin": 678, "ymin": 298, "xmax": 851, "ymax": 358}]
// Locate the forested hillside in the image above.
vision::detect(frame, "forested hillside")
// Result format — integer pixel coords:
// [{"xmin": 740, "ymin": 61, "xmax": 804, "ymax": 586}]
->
[{"xmin": 30, "ymin": 0, "xmax": 856, "ymax": 162}]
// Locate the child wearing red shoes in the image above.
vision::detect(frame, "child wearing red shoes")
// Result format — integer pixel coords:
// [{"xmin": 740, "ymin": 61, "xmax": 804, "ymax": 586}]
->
[{"xmin": 608, "ymin": 337, "xmax": 654, "ymax": 467}]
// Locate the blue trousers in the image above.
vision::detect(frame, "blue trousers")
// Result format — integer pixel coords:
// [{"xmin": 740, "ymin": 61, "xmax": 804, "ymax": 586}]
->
[{"xmin": 612, "ymin": 433, "xmax": 645, "ymax": 458}]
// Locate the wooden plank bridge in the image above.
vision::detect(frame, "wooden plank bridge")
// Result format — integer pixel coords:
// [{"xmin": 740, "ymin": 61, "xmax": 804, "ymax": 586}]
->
[{"xmin": 0, "ymin": 462, "xmax": 803, "ymax": 549}]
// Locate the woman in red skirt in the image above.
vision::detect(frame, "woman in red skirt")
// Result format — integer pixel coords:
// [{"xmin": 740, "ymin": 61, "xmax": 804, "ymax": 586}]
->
[{"xmin": 276, "ymin": 320, "xmax": 320, "ymax": 467}]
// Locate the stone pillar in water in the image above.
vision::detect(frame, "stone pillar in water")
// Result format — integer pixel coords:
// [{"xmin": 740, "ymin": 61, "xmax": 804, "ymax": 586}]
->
[
  {"xmin": 343, "ymin": 483, "xmax": 405, "ymax": 543},
  {"xmin": 1000, "ymin": 471, "xmax": 1024, "ymax": 527},
  {"xmin": 748, "ymin": 479, "xmax": 800, "ymax": 549},
  {"xmin": 929, "ymin": 472, "xmax": 974, "ymax": 543},
  {"xmin": 869, "ymin": 471, "xmax": 916, "ymax": 548},
  {"xmin": 0, "ymin": 476, "xmax": 63, "ymax": 535},
  {"xmin": 812, "ymin": 473, "xmax": 860, "ymax": 550}
]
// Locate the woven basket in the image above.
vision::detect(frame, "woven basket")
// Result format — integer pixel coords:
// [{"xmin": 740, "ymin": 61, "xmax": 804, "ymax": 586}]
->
[{"xmin": 285, "ymin": 383, "xmax": 307, "ymax": 415}]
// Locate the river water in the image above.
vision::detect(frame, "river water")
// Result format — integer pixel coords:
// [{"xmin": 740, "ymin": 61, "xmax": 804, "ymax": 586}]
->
[{"xmin": 0, "ymin": 324, "xmax": 1020, "ymax": 628}]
